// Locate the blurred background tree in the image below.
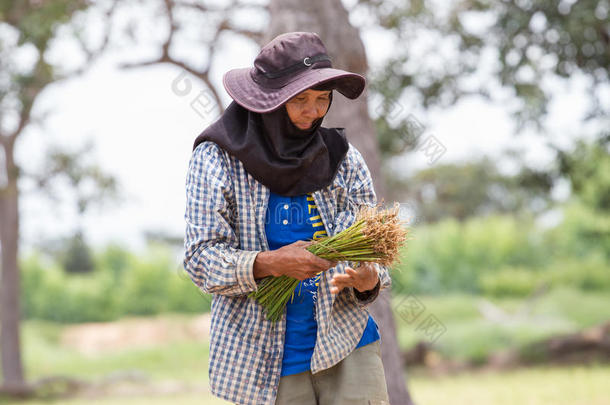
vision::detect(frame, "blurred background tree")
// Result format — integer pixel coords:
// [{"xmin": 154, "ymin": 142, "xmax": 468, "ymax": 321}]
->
[
  {"xmin": 60, "ymin": 230, "xmax": 95, "ymax": 274},
  {"xmin": 0, "ymin": 0, "xmax": 119, "ymax": 394},
  {"xmin": 28, "ymin": 139, "xmax": 120, "ymax": 274},
  {"xmin": 366, "ymin": 0, "xmax": 608, "ymax": 133},
  {"xmin": 558, "ymin": 134, "xmax": 610, "ymax": 213},
  {"xmin": 364, "ymin": 0, "xmax": 608, "ymax": 224},
  {"xmin": 386, "ymin": 157, "xmax": 554, "ymax": 222},
  {"xmin": 555, "ymin": 134, "xmax": 610, "ymax": 258}
]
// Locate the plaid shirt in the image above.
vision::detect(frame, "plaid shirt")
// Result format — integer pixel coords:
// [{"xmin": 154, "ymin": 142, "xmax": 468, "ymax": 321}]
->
[{"xmin": 183, "ymin": 140, "xmax": 391, "ymax": 405}]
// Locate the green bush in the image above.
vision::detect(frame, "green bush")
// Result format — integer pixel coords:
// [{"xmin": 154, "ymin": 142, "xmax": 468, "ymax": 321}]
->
[
  {"xmin": 19, "ymin": 201, "xmax": 608, "ymax": 324},
  {"xmin": 545, "ymin": 254, "xmax": 610, "ymax": 291},
  {"xmin": 478, "ymin": 266, "xmax": 543, "ymax": 297},
  {"xmin": 119, "ymin": 256, "xmax": 171, "ymax": 316},
  {"xmin": 20, "ymin": 254, "xmax": 121, "ymax": 323},
  {"xmin": 392, "ymin": 207, "xmax": 610, "ymax": 296},
  {"xmin": 470, "ymin": 255, "xmax": 609, "ymax": 298},
  {"xmin": 20, "ymin": 243, "xmax": 211, "ymax": 323},
  {"xmin": 544, "ymin": 201, "xmax": 610, "ymax": 259},
  {"xmin": 167, "ymin": 268, "xmax": 212, "ymax": 313},
  {"xmin": 60, "ymin": 231, "xmax": 95, "ymax": 274},
  {"xmin": 20, "ymin": 252, "xmax": 49, "ymax": 320},
  {"xmin": 93, "ymin": 243, "xmax": 131, "ymax": 281},
  {"xmin": 393, "ymin": 215, "xmax": 548, "ymax": 294}
]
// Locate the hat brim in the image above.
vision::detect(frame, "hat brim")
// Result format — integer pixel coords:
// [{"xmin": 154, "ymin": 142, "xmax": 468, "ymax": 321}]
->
[{"xmin": 222, "ymin": 67, "xmax": 365, "ymax": 113}]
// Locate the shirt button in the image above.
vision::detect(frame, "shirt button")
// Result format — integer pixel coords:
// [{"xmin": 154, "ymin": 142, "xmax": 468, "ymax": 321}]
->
[
  {"xmin": 283, "ymin": 204, "xmax": 289, "ymax": 209},
  {"xmin": 282, "ymin": 219, "xmax": 288, "ymax": 225}
]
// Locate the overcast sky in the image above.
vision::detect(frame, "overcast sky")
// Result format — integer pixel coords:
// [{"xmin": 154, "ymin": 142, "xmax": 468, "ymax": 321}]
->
[{"xmin": 10, "ymin": 2, "xmax": 607, "ymax": 256}]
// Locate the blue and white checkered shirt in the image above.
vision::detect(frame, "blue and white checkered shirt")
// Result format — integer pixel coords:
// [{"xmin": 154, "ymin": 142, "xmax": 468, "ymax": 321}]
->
[{"xmin": 183, "ymin": 140, "xmax": 391, "ymax": 405}]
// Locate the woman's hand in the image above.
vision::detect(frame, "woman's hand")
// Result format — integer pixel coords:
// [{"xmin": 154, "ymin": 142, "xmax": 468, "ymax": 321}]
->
[
  {"xmin": 253, "ymin": 240, "xmax": 337, "ymax": 281},
  {"xmin": 330, "ymin": 262, "xmax": 379, "ymax": 294}
]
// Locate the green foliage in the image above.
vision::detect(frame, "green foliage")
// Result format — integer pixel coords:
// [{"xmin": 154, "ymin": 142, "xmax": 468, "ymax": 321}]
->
[
  {"xmin": 558, "ymin": 135, "xmax": 610, "ymax": 213},
  {"xmin": 167, "ymin": 269, "xmax": 212, "ymax": 314},
  {"xmin": 367, "ymin": 0, "xmax": 609, "ymax": 139},
  {"xmin": 393, "ymin": 288, "xmax": 610, "ymax": 364},
  {"xmin": 533, "ymin": 286, "xmax": 610, "ymax": 329},
  {"xmin": 19, "ymin": 198, "xmax": 608, "ymax": 324},
  {"xmin": 545, "ymin": 254, "xmax": 610, "ymax": 291},
  {"xmin": 119, "ymin": 244, "xmax": 211, "ymax": 316},
  {"xmin": 0, "ymin": 0, "xmax": 94, "ymax": 128},
  {"xmin": 20, "ymin": 252, "xmax": 52, "ymax": 320},
  {"xmin": 120, "ymin": 251, "xmax": 173, "ymax": 316},
  {"xmin": 35, "ymin": 140, "xmax": 120, "ymax": 216},
  {"xmin": 21, "ymin": 256, "xmax": 120, "ymax": 323},
  {"xmin": 545, "ymin": 200, "xmax": 610, "ymax": 259},
  {"xmin": 393, "ymin": 202, "xmax": 609, "ymax": 296},
  {"xmin": 393, "ymin": 214, "xmax": 547, "ymax": 293},
  {"xmin": 0, "ymin": 0, "xmax": 88, "ymax": 50},
  {"xmin": 19, "ymin": 243, "xmax": 211, "ymax": 323},
  {"xmin": 94, "ymin": 243, "xmax": 131, "ymax": 281},
  {"xmin": 478, "ymin": 266, "xmax": 542, "ymax": 297},
  {"xmin": 60, "ymin": 231, "xmax": 95, "ymax": 274},
  {"xmin": 388, "ymin": 157, "xmax": 554, "ymax": 222},
  {"xmin": 478, "ymin": 255, "xmax": 610, "ymax": 298}
]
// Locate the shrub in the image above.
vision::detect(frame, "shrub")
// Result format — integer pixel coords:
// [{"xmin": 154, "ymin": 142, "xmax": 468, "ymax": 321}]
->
[
  {"xmin": 478, "ymin": 267, "xmax": 543, "ymax": 297},
  {"xmin": 394, "ymin": 215, "xmax": 548, "ymax": 294},
  {"xmin": 546, "ymin": 254, "xmax": 610, "ymax": 291},
  {"xmin": 19, "ymin": 243, "xmax": 211, "ymax": 323},
  {"xmin": 119, "ymin": 250, "xmax": 173, "ymax": 316},
  {"xmin": 21, "ymin": 254, "xmax": 121, "ymax": 323},
  {"xmin": 167, "ymin": 267, "xmax": 212, "ymax": 313}
]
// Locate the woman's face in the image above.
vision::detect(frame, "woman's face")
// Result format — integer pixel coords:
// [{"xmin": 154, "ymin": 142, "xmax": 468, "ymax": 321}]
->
[{"xmin": 285, "ymin": 89, "xmax": 331, "ymax": 130}]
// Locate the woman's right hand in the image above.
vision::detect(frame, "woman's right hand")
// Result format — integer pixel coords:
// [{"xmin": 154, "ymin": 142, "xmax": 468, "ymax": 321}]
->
[{"xmin": 253, "ymin": 240, "xmax": 337, "ymax": 280}]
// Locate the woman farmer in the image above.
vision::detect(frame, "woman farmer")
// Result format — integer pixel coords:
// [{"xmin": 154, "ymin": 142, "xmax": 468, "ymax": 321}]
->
[{"xmin": 183, "ymin": 31, "xmax": 391, "ymax": 405}]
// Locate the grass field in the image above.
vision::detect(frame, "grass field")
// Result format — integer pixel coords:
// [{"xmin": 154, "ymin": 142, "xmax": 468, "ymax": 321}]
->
[
  {"xmin": 393, "ymin": 287, "xmax": 610, "ymax": 363},
  {"xmin": 6, "ymin": 366, "xmax": 610, "ymax": 405},
  {"xmin": 2, "ymin": 288, "xmax": 609, "ymax": 404}
]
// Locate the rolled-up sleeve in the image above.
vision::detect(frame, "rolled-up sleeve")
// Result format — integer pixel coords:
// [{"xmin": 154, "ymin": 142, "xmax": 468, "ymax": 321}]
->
[
  {"xmin": 183, "ymin": 142, "xmax": 259, "ymax": 297},
  {"xmin": 342, "ymin": 145, "xmax": 392, "ymax": 309}
]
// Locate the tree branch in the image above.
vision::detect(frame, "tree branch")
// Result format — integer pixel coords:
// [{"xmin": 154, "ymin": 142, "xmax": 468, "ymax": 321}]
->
[
  {"xmin": 66, "ymin": 0, "xmax": 122, "ymax": 78},
  {"xmin": 118, "ymin": 0, "xmax": 264, "ymax": 115},
  {"xmin": 174, "ymin": 0, "xmax": 269, "ymax": 13},
  {"xmin": 6, "ymin": 86, "xmax": 42, "ymax": 148}
]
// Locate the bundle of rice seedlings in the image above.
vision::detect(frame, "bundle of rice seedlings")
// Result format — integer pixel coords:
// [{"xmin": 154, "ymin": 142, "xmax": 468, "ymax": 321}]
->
[{"xmin": 249, "ymin": 202, "xmax": 408, "ymax": 322}]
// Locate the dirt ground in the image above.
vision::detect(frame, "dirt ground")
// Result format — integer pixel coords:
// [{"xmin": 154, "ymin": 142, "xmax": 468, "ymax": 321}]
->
[{"xmin": 60, "ymin": 314, "xmax": 211, "ymax": 354}]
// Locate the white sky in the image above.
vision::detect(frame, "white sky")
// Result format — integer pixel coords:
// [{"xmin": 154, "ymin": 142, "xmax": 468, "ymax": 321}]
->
[{"xmin": 10, "ymin": 3, "xmax": 606, "ymax": 255}]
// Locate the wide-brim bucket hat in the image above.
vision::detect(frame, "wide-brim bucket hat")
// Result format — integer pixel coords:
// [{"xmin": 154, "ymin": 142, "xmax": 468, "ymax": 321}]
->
[{"xmin": 223, "ymin": 31, "xmax": 366, "ymax": 113}]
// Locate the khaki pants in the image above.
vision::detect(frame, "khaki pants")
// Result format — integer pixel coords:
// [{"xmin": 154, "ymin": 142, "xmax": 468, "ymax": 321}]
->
[{"xmin": 275, "ymin": 340, "xmax": 390, "ymax": 405}]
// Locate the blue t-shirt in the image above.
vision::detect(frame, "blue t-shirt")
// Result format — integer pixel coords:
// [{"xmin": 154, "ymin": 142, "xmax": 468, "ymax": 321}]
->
[{"xmin": 264, "ymin": 191, "xmax": 380, "ymax": 377}]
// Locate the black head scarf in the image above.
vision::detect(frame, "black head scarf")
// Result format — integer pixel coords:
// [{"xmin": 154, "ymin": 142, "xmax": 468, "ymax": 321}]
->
[{"xmin": 192, "ymin": 87, "xmax": 348, "ymax": 196}]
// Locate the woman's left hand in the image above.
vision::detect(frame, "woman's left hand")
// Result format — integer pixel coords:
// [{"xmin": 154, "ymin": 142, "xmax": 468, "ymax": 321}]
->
[{"xmin": 330, "ymin": 262, "xmax": 379, "ymax": 294}]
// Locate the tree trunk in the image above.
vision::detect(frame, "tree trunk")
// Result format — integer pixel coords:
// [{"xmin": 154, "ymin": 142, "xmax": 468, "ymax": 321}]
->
[
  {"xmin": 0, "ymin": 138, "xmax": 26, "ymax": 391},
  {"xmin": 264, "ymin": 2, "xmax": 415, "ymax": 403}
]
